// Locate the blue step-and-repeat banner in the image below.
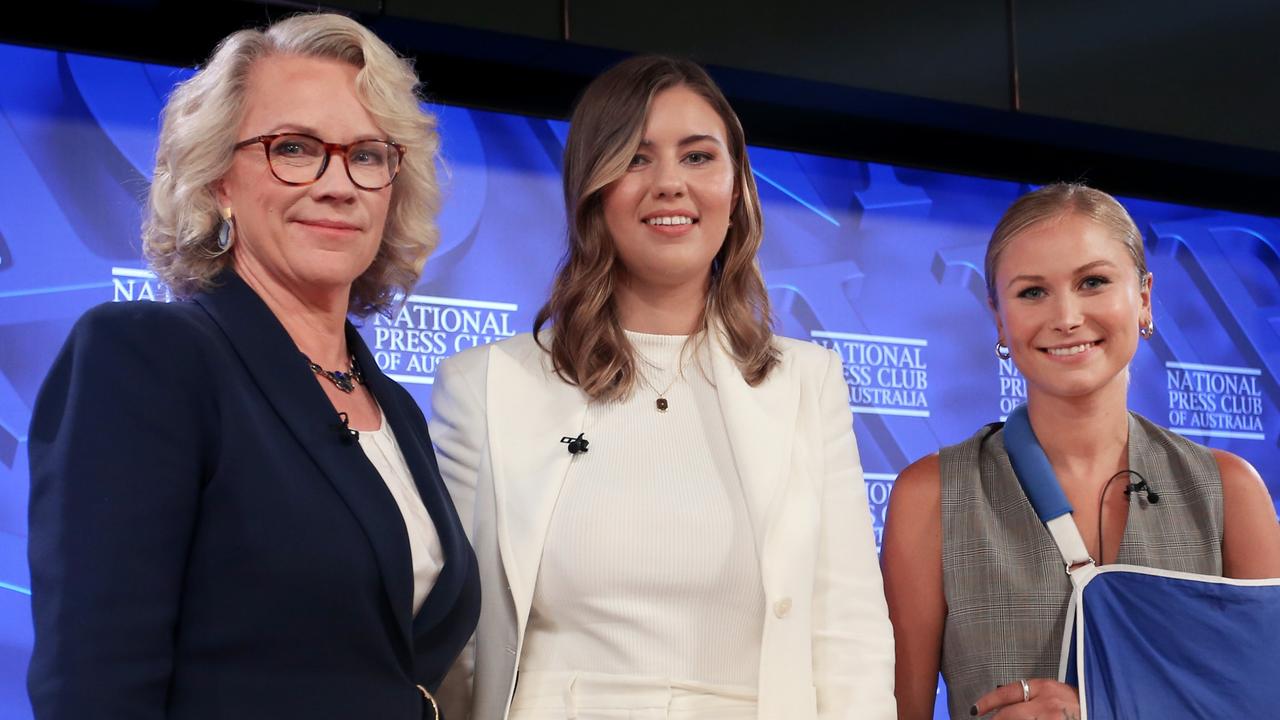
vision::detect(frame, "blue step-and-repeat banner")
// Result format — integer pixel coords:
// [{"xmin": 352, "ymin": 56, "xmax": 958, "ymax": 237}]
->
[{"xmin": 0, "ymin": 44, "xmax": 1277, "ymax": 718}]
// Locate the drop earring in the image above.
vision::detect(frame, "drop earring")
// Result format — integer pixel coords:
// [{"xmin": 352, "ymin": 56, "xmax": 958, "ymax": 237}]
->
[
  {"xmin": 994, "ymin": 340, "xmax": 1011, "ymax": 360},
  {"xmin": 217, "ymin": 207, "xmax": 235, "ymax": 253}
]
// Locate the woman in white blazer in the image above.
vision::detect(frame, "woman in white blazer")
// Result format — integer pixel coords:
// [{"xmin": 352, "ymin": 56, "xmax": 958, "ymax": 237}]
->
[{"xmin": 432, "ymin": 55, "xmax": 895, "ymax": 720}]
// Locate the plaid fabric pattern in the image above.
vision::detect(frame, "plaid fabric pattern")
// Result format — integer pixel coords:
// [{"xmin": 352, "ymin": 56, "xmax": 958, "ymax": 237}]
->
[{"xmin": 937, "ymin": 413, "xmax": 1222, "ymax": 718}]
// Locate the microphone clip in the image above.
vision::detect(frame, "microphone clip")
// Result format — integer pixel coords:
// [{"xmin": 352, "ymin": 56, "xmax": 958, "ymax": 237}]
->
[
  {"xmin": 560, "ymin": 433, "xmax": 589, "ymax": 455},
  {"xmin": 337, "ymin": 412, "xmax": 360, "ymax": 445},
  {"xmin": 1124, "ymin": 478, "xmax": 1160, "ymax": 504}
]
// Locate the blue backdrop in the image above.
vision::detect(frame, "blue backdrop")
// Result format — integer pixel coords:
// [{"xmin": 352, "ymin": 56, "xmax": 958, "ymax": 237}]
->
[{"xmin": 0, "ymin": 45, "xmax": 1277, "ymax": 718}]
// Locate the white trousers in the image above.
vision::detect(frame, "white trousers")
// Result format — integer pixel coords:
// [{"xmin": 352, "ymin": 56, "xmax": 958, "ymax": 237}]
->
[{"xmin": 507, "ymin": 670, "xmax": 758, "ymax": 720}]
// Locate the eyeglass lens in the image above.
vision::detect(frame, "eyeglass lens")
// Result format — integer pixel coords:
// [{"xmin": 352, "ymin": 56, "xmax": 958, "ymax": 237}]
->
[{"xmin": 267, "ymin": 134, "xmax": 399, "ymax": 189}]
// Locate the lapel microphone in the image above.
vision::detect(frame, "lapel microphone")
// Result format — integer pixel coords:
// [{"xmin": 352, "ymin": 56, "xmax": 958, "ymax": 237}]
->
[
  {"xmin": 1104, "ymin": 469, "xmax": 1160, "ymax": 505},
  {"xmin": 337, "ymin": 412, "xmax": 360, "ymax": 445},
  {"xmin": 1099, "ymin": 468, "xmax": 1160, "ymax": 562},
  {"xmin": 1123, "ymin": 474, "xmax": 1160, "ymax": 504},
  {"xmin": 560, "ymin": 433, "xmax": 589, "ymax": 455}
]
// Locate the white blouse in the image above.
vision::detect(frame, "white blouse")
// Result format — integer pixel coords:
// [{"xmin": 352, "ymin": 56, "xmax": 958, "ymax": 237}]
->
[
  {"xmin": 358, "ymin": 416, "xmax": 444, "ymax": 615},
  {"xmin": 518, "ymin": 331, "xmax": 766, "ymax": 686}
]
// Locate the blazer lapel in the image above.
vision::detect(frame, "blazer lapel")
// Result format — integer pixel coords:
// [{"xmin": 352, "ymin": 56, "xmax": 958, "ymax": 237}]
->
[
  {"xmin": 353, "ymin": 331, "xmax": 473, "ymax": 641},
  {"xmin": 193, "ymin": 272, "xmax": 415, "ymax": 651},
  {"xmin": 486, "ymin": 338, "xmax": 588, "ymax": 633},
  {"xmin": 709, "ymin": 330, "xmax": 801, "ymax": 556}
]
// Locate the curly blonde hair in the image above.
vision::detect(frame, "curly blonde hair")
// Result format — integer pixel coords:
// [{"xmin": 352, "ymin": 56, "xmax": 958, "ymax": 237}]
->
[
  {"xmin": 533, "ymin": 55, "xmax": 780, "ymax": 401},
  {"xmin": 143, "ymin": 12, "xmax": 440, "ymax": 316}
]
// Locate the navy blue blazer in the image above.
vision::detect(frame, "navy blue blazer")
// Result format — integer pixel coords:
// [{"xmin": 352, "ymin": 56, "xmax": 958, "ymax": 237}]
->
[{"xmin": 27, "ymin": 271, "xmax": 479, "ymax": 719}]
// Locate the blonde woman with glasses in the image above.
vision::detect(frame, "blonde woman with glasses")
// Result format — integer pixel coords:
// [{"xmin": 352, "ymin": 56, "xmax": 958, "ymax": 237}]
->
[{"xmin": 27, "ymin": 14, "xmax": 478, "ymax": 719}]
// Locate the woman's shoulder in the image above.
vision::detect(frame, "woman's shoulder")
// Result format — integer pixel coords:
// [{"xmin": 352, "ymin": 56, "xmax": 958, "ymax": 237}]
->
[
  {"xmin": 1128, "ymin": 412, "xmax": 1224, "ymax": 492},
  {"xmin": 930, "ymin": 422, "xmax": 1007, "ymax": 499},
  {"xmin": 1135, "ymin": 413, "xmax": 1266, "ymax": 503},
  {"xmin": 81, "ymin": 296, "xmax": 207, "ymax": 324},
  {"xmin": 1211, "ymin": 449, "xmax": 1266, "ymax": 495},
  {"xmin": 895, "ymin": 453, "xmax": 942, "ymax": 492},
  {"xmin": 939, "ymin": 421, "xmax": 1005, "ymax": 460},
  {"xmin": 769, "ymin": 335, "xmax": 844, "ymax": 384},
  {"xmin": 43, "ymin": 300, "xmax": 222, "ymax": 405},
  {"xmin": 436, "ymin": 332, "xmax": 544, "ymax": 387},
  {"xmin": 70, "ymin": 299, "xmax": 218, "ymax": 355},
  {"xmin": 442, "ymin": 332, "xmax": 539, "ymax": 369},
  {"xmin": 1129, "ymin": 411, "xmax": 1216, "ymax": 460},
  {"xmin": 773, "ymin": 334, "xmax": 835, "ymax": 364}
]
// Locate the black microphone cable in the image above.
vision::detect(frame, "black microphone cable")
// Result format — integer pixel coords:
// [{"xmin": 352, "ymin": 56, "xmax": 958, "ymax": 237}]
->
[{"xmin": 1097, "ymin": 469, "xmax": 1159, "ymax": 563}]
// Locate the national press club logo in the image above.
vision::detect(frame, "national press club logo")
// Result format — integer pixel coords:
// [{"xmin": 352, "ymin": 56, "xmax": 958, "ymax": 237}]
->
[
  {"xmin": 862, "ymin": 472, "xmax": 894, "ymax": 551},
  {"xmin": 807, "ymin": 330, "xmax": 928, "ymax": 553},
  {"xmin": 369, "ymin": 295, "xmax": 517, "ymax": 385},
  {"xmin": 997, "ymin": 356, "xmax": 1026, "ymax": 420},
  {"xmin": 111, "ymin": 267, "xmax": 173, "ymax": 303},
  {"xmin": 1165, "ymin": 361, "xmax": 1265, "ymax": 441},
  {"xmin": 992, "ymin": 356, "xmax": 1267, "ymax": 441},
  {"xmin": 810, "ymin": 330, "xmax": 930, "ymax": 418}
]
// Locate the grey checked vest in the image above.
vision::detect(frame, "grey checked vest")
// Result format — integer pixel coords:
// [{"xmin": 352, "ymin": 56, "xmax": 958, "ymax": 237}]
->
[{"xmin": 938, "ymin": 413, "xmax": 1222, "ymax": 719}]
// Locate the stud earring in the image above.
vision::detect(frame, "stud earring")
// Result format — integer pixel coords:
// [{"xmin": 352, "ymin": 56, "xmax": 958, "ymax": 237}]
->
[
  {"xmin": 216, "ymin": 207, "xmax": 235, "ymax": 253},
  {"xmin": 994, "ymin": 340, "xmax": 1011, "ymax": 360},
  {"xmin": 1139, "ymin": 321, "xmax": 1155, "ymax": 339}
]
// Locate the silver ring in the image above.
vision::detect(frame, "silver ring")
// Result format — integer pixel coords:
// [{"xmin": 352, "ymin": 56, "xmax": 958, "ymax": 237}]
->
[{"xmin": 1020, "ymin": 678, "xmax": 1031, "ymax": 703}]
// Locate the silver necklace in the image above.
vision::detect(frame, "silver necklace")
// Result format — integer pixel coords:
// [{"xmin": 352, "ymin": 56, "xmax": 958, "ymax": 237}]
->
[{"xmin": 308, "ymin": 354, "xmax": 363, "ymax": 393}]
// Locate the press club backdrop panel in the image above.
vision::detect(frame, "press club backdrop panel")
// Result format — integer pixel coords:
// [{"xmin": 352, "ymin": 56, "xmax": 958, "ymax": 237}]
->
[{"xmin": 0, "ymin": 44, "xmax": 1276, "ymax": 719}]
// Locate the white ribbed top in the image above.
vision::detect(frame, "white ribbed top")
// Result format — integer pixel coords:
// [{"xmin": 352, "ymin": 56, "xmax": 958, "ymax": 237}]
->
[
  {"xmin": 519, "ymin": 331, "xmax": 765, "ymax": 686},
  {"xmin": 357, "ymin": 417, "xmax": 443, "ymax": 615}
]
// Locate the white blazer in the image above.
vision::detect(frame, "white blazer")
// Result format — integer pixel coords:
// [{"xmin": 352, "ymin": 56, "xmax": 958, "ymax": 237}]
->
[{"xmin": 431, "ymin": 331, "xmax": 895, "ymax": 720}]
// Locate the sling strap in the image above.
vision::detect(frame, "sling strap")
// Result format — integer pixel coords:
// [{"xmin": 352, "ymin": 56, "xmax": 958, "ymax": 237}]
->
[{"xmin": 1002, "ymin": 404, "xmax": 1095, "ymax": 573}]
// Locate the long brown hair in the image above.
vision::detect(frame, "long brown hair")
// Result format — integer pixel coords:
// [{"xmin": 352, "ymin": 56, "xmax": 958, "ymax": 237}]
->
[{"xmin": 534, "ymin": 55, "xmax": 779, "ymax": 401}]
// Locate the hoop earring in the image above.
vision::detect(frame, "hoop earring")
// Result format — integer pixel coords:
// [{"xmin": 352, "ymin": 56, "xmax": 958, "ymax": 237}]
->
[
  {"xmin": 995, "ymin": 341, "xmax": 1011, "ymax": 360},
  {"xmin": 1139, "ymin": 322, "xmax": 1155, "ymax": 339},
  {"xmin": 216, "ymin": 208, "xmax": 235, "ymax": 254}
]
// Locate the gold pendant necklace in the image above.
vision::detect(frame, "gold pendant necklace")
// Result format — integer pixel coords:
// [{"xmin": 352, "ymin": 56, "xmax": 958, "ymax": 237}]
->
[
  {"xmin": 636, "ymin": 339, "xmax": 692, "ymax": 413},
  {"xmin": 647, "ymin": 375, "xmax": 679, "ymax": 412}
]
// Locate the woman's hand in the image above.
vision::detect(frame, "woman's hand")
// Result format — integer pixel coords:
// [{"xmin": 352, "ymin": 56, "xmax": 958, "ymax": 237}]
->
[{"xmin": 971, "ymin": 679, "xmax": 1080, "ymax": 719}]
